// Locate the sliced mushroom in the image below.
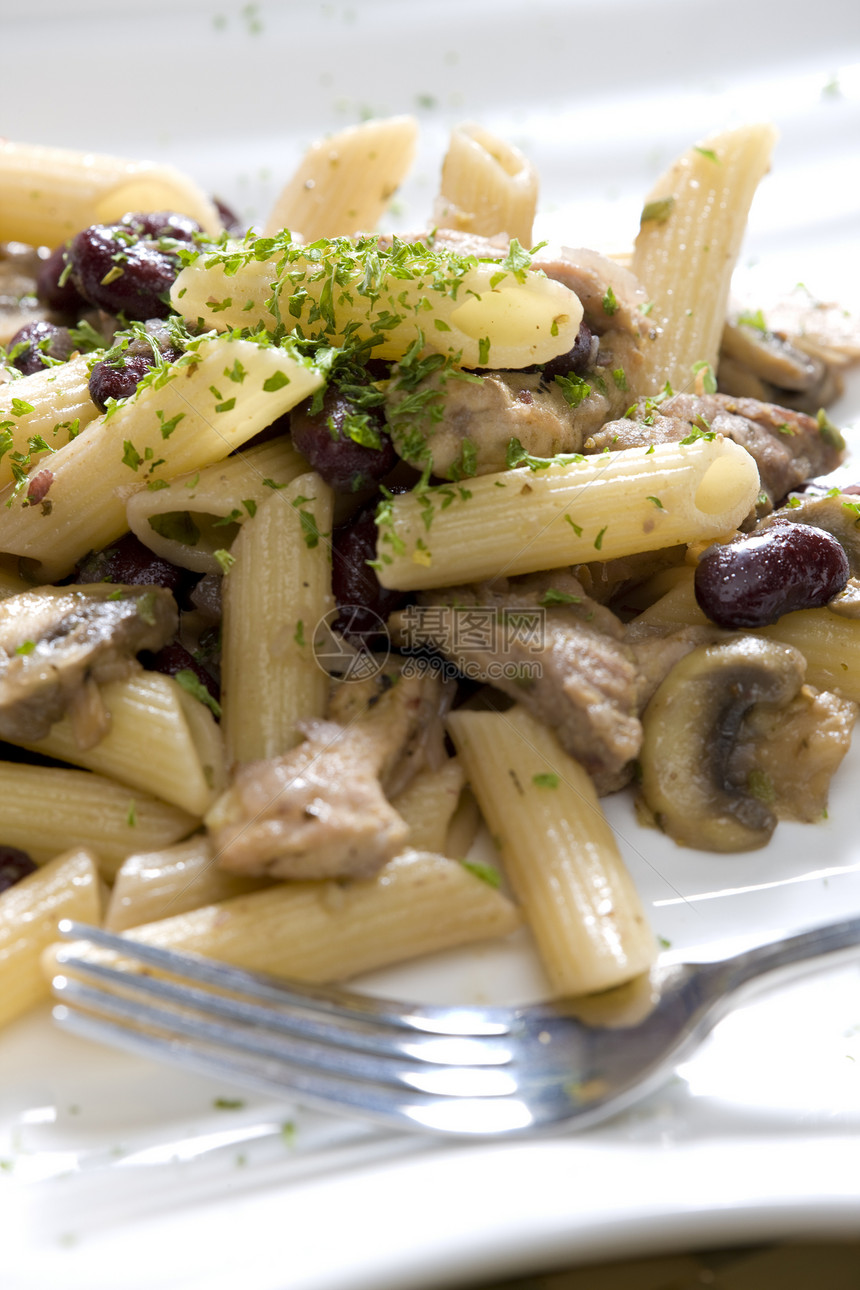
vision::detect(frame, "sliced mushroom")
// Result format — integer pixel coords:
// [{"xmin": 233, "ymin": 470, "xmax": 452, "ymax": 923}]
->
[
  {"xmin": 207, "ymin": 663, "xmax": 450, "ymax": 879},
  {"xmin": 0, "ymin": 583, "xmax": 178, "ymax": 748},
  {"xmin": 639, "ymin": 636, "xmax": 806, "ymax": 851}
]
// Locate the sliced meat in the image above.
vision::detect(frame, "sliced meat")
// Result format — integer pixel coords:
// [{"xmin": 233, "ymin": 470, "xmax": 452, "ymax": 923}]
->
[
  {"xmin": 381, "ymin": 234, "xmax": 652, "ymax": 479},
  {"xmin": 208, "ymin": 664, "xmax": 450, "ymax": 879},
  {"xmin": 586, "ymin": 392, "xmax": 845, "ymax": 509},
  {"xmin": 384, "ymin": 367, "xmax": 588, "ymax": 478},
  {"xmin": 395, "ymin": 571, "xmax": 641, "ymax": 791},
  {"xmin": 0, "ymin": 584, "xmax": 178, "ymax": 747}
]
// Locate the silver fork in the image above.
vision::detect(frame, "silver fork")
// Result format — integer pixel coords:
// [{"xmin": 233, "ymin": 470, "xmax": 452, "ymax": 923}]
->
[{"xmin": 51, "ymin": 915, "xmax": 860, "ymax": 1137}]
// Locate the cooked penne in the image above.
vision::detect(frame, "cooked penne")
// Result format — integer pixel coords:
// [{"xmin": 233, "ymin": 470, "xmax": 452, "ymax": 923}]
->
[
  {"xmin": 170, "ymin": 240, "xmax": 584, "ymax": 371},
  {"xmin": 390, "ymin": 758, "xmax": 467, "ymax": 855},
  {"xmin": 375, "ymin": 435, "xmax": 760, "ymax": 590},
  {"xmin": 264, "ymin": 116, "xmax": 418, "ymax": 240},
  {"xmin": 220, "ymin": 473, "xmax": 335, "ymax": 764},
  {"xmin": 0, "ymin": 847, "xmax": 103, "ymax": 1030},
  {"xmin": 126, "ymin": 436, "xmax": 309, "ymax": 574},
  {"xmin": 0, "ymin": 355, "xmax": 99, "ymax": 490},
  {"xmin": 0, "ymin": 762, "xmax": 196, "ymax": 875},
  {"xmin": 433, "ymin": 123, "xmax": 538, "ymax": 247},
  {"xmin": 631, "ymin": 123, "xmax": 778, "ymax": 392},
  {"xmin": 0, "ymin": 335, "xmax": 323, "ymax": 581},
  {"xmin": 448, "ymin": 706, "xmax": 657, "ymax": 995},
  {"xmin": 0, "ymin": 140, "xmax": 222, "ymax": 244},
  {"xmin": 53, "ymin": 850, "xmax": 521, "ymax": 983},
  {"xmin": 104, "ymin": 835, "xmax": 268, "ymax": 932},
  {"xmin": 14, "ymin": 672, "xmax": 225, "ymax": 817}
]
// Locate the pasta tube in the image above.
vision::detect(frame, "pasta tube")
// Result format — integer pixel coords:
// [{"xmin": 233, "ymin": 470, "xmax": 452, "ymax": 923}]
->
[
  {"xmin": 433, "ymin": 123, "xmax": 538, "ymax": 247},
  {"xmin": 0, "ymin": 140, "xmax": 222, "ymax": 244},
  {"xmin": 0, "ymin": 847, "xmax": 103, "ymax": 1030},
  {"xmin": 105, "ymin": 836, "xmax": 268, "ymax": 932},
  {"xmin": 631, "ymin": 123, "xmax": 778, "ymax": 392},
  {"xmin": 375, "ymin": 435, "xmax": 760, "ymax": 590},
  {"xmin": 14, "ymin": 673, "xmax": 226, "ymax": 817},
  {"xmin": 0, "ymin": 335, "xmax": 323, "ymax": 581},
  {"xmin": 264, "ymin": 116, "xmax": 418, "ymax": 240},
  {"xmin": 0, "ymin": 355, "xmax": 99, "ymax": 490},
  {"xmin": 220, "ymin": 473, "xmax": 335, "ymax": 764},
  {"xmin": 126, "ymin": 436, "xmax": 309, "ymax": 574},
  {"xmin": 171, "ymin": 239, "xmax": 584, "ymax": 371},
  {"xmin": 0, "ymin": 762, "xmax": 196, "ymax": 875},
  {"xmin": 390, "ymin": 758, "xmax": 467, "ymax": 855},
  {"xmin": 448, "ymin": 706, "xmax": 657, "ymax": 996},
  {"xmin": 53, "ymin": 850, "xmax": 522, "ymax": 984}
]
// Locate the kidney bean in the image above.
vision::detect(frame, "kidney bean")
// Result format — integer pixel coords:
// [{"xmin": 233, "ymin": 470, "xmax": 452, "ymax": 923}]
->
[
  {"xmin": 694, "ymin": 519, "xmax": 850, "ymax": 629},
  {"xmin": 332, "ymin": 501, "xmax": 408, "ymax": 638},
  {"xmin": 8, "ymin": 320, "xmax": 75, "ymax": 375},
  {"xmin": 119, "ymin": 211, "xmax": 201, "ymax": 242},
  {"xmin": 36, "ymin": 244, "xmax": 87, "ymax": 314},
  {"xmin": 88, "ymin": 324, "xmax": 183, "ymax": 410},
  {"xmin": 67, "ymin": 221, "xmax": 182, "ymax": 320},
  {"xmin": 540, "ymin": 320, "xmax": 595, "ymax": 382},
  {"xmin": 0, "ymin": 845, "xmax": 37, "ymax": 894},
  {"xmin": 291, "ymin": 388, "xmax": 396, "ymax": 494},
  {"xmin": 74, "ymin": 532, "xmax": 188, "ymax": 598},
  {"xmin": 144, "ymin": 639, "xmax": 220, "ymax": 705}
]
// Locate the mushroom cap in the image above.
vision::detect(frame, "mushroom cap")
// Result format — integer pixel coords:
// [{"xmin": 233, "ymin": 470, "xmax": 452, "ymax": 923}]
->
[{"xmin": 638, "ymin": 635, "xmax": 806, "ymax": 852}]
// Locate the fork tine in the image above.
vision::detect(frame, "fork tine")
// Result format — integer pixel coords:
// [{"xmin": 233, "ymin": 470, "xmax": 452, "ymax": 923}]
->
[
  {"xmin": 51, "ymin": 988, "xmax": 542, "ymax": 1136},
  {"xmin": 57, "ymin": 921, "xmax": 516, "ymax": 1037},
  {"xmin": 51, "ymin": 972, "xmax": 519, "ymax": 1097}
]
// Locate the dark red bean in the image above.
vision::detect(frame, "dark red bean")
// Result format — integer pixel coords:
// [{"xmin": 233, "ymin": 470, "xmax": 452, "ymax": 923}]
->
[
  {"xmin": 212, "ymin": 197, "xmax": 246, "ymax": 237},
  {"xmin": 36, "ymin": 244, "xmax": 87, "ymax": 314},
  {"xmin": 145, "ymin": 640, "xmax": 220, "ymax": 704},
  {"xmin": 332, "ymin": 501, "xmax": 408, "ymax": 637},
  {"xmin": 88, "ymin": 325, "xmax": 183, "ymax": 411},
  {"xmin": 74, "ymin": 532, "xmax": 188, "ymax": 598},
  {"xmin": 291, "ymin": 388, "xmax": 396, "ymax": 494},
  {"xmin": 119, "ymin": 211, "xmax": 201, "ymax": 243},
  {"xmin": 8, "ymin": 320, "xmax": 74, "ymax": 374},
  {"xmin": 68, "ymin": 223, "xmax": 179, "ymax": 320},
  {"xmin": 540, "ymin": 320, "xmax": 595, "ymax": 382},
  {"xmin": 694, "ymin": 519, "xmax": 850, "ymax": 629},
  {"xmin": 0, "ymin": 845, "xmax": 37, "ymax": 894}
]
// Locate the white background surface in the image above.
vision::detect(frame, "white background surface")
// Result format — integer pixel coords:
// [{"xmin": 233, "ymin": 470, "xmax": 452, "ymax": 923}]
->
[{"xmin": 3, "ymin": 1, "xmax": 860, "ymax": 1287}]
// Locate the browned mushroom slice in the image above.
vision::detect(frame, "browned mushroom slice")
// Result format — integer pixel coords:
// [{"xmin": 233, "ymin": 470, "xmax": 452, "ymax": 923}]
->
[
  {"xmin": 719, "ymin": 317, "xmax": 843, "ymax": 413},
  {"xmin": 639, "ymin": 636, "xmax": 807, "ymax": 851},
  {"xmin": 0, "ymin": 584, "xmax": 178, "ymax": 747}
]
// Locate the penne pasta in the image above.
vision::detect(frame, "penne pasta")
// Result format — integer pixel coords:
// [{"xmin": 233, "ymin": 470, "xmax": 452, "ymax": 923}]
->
[
  {"xmin": 448, "ymin": 706, "xmax": 657, "ymax": 995},
  {"xmin": 375, "ymin": 435, "xmax": 760, "ymax": 590},
  {"xmin": 390, "ymin": 758, "xmax": 467, "ymax": 855},
  {"xmin": 126, "ymin": 436, "xmax": 309, "ymax": 574},
  {"xmin": 52, "ymin": 850, "xmax": 522, "ymax": 984},
  {"xmin": 264, "ymin": 116, "xmax": 418, "ymax": 240},
  {"xmin": 0, "ymin": 140, "xmax": 222, "ymax": 245},
  {"xmin": 104, "ymin": 835, "xmax": 268, "ymax": 932},
  {"xmin": 220, "ymin": 473, "xmax": 335, "ymax": 764},
  {"xmin": 433, "ymin": 123, "xmax": 538, "ymax": 248},
  {"xmin": 0, "ymin": 761, "xmax": 196, "ymax": 875},
  {"xmin": 0, "ymin": 335, "xmax": 323, "ymax": 581},
  {"xmin": 170, "ymin": 239, "xmax": 584, "ymax": 371},
  {"xmin": 631, "ymin": 123, "xmax": 778, "ymax": 392},
  {"xmin": 13, "ymin": 672, "xmax": 226, "ymax": 817},
  {"xmin": 0, "ymin": 847, "xmax": 103, "ymax": 1030},
  {"xmin": 0, "ymin": 355, "xmax": 100, "ymax": 490}
]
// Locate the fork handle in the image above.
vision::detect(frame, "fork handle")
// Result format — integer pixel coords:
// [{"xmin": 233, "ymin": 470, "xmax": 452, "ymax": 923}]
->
[{"xmin": 711, "ymin": 913, "xmax": 860, "ymax": 998}]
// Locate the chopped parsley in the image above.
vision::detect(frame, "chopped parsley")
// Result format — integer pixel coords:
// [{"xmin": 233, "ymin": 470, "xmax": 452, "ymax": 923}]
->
[
  {"xmin": 532, "ymin": 772, "xmax": 560, "ymax": 789},
  {"xmin": 175, "ymin": 668, "xmax": 222, "ymax": 718}
]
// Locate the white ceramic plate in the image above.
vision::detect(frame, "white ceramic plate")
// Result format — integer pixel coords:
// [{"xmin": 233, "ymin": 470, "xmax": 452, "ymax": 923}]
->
[{"xmin": 3, "ymin": 3, "xmax": 860, "ymax": 1287}]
